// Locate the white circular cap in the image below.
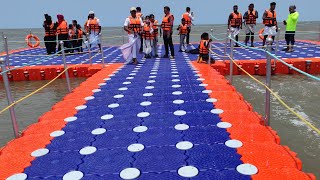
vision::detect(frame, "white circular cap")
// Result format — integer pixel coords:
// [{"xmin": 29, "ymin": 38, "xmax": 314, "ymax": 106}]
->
[
  {"xmin": 174, "ymin": 124, "xmax": 189, "ymax": 131},
  {"xmin": 236, "ymin": 164, "xmax": 258, "ymax": 175},
  {"xmin": 172, "ymin": 79, "xmax": 180, "ymax": 82},
  {"xmin": 172, "ymin": 71, "xmax": 179, "ymax": 74},
  {"xmin": 126, "ymin": 77, "xmax": 134, "ymax": 80},
  {"xmin": 145, "ymin": 86, "xmax": 154, "ymax": 90},
  {"xmin": 178, "ymin": 166, "xmax": 199, "ymax": 178},
  {"xmin": 91, "ymin": 128, "xmax": 107, "ymax": 135},
  {"xmin": 173, "ymin": 100, "xmax": 184, "ymax": 104},
  {"xmin": 140, "ymin": 101, "xmax": 152, "ymax": 106},
  {"xmin": 206, "ymin": 98, "xmax": 217, "ymax": 103},
  {"xmin": 132, "ymin": 70, "xmax": 139, "ymax": 73},
  {"xmin": 129, "ymin": 73, "xmax": 136, "ymax": 76},
  {"xmin": 150, "ymin": 72, "xmax": 157, "ymax": 75},
  {"xmin": 92, "ymin": 89, "xmax": 101, "ymax": 93},
  {"xmin": 211, "ymin": 109, "xmax": 224, "ymax": 114},
  {"xmin": 120, "ymin": 168, "xmax": 141, "ymax": 180},
  {"xmin": 172, "ymin": 84, "xmax": 181, "ymax": 88},
  {"xmin": 143, "ymin": 93, "xmax": 153, "ymax": 97},
  {"xmin": 174, "ymin": 110, "xmax": 187, "ymax": 116},
  {"xmin": 79, "ymin": 146, "xmax": 97, "ymax": 155},
  {"xmin": 114, "ymin": 94, "xmax": 124, "ymax": 99},
  {"xmin": 101, "ymin": 114, "xmax": 114, "ymax": 120},
  {"xmin": 202, "ymin": 90, "xmax": 212, "ymax": 94},
  {"xmin": 137, "ymin": 112, "xmax": 150, "ymax": 118},
  {"xmin": 199, "ymin": 84, "xmax": 208, "ymax": 87},
  {"xmin": 127, "ymin": 143, "xmax": 145, "ymax": 152},
  {"xmin": 119, "ymin": 87, "xmax": 128, "ymax": 91},
  {"xmin": 133, "ymin": 126, "xmax": 148, "ymax": 133},
  {"xmin": 103, "ymin": 78, "xmax": 111, "ymax": 81},
  {"xmin": 50, "ymin": 130, "xmax": 65, "ymax": 137},
  {"xmin": 64, "ymin": 116, "xmax": 77, "ymax": 122},
  {"xmin": 84, "ymin": 96, "xmax": 95, "ymax": 100},
  {"xmin": 225, "ymin": 140, "xmax": 243, "ymax": 148},
  {"xmin": 147, "ymin": 80, "xmax": 156, "ymax": 83},
  {"xmin": 75, "ymin": 105, "xmax": 87, "ymax": 110},
  {"xmin": 172, "ymin": 91, "xmax": 182, "ymax": 95},
  {"xmin": 123, "ymin": 81, "xmax": 131, "ymax": 85},
  {"xmin": 6, "ymin": 173, "xmax": 27, "ymax": 180},
  {"xmin": 151, "ymin": 69, "xmax": 158, "ymax": 72},
  {"xmin": 193, "ymin": 70, "xmax": 200, "ymax": 73},
  {"xmin": 98, "ymin": 83, "xmax": 106, "ymax": 86},
  {"xmin": 195, "ymin": 74, "xmax": 202, "ymax": 77},
  {"xmin": 149, "ymin": 76, "xmax": 156, "ymax": 78},
  {"xmin": 63, "ymin": 171, "xmax": 84, "ymax": 180},
  {"xmin": 172, "ymin": 75, "xmax": 179, "ymax": 77},
  {"xmin": 217, "ymin": 122, "xmax": 232, "ymax": 128},
  {"xmin": 31, "ymin": 148, "xmax": 49, "ymax": 157},
  {"xmin": 197, "ymin": 78, "xmax": 205, "ymax": 81},
  {"xmin": 108, "ymin": 103, "xmax": 120, "ymax": 108},
  {"xmin": 176, "ymin": 141, "xmax": 193, "ymax": 150},
  {"xmin": 109, "ymin": 74, "xmax": 115, "ymax": 77}
]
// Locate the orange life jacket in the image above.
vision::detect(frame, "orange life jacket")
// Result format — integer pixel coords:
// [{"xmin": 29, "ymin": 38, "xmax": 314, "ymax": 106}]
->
[
  {"xmin": 45, "ymin": 23, "xmax": 56, "ymax": 36},
  {"xmin": 142, "ymin": 24, "xmax": 154, "ymax": 40},
  {"xmin": 263, "ymin": 10, "xmax": 277, "ymax": 26},
  {"xmin": 151, "ymin": 20, "xmax": 158, "ymax": 37},
  {"xmin": 179, "ymin": 24, "xmax": 188, "ymax": 35},
  {"xmin": 57, "ymin": 21, "xmax": 68, "ymax": 35},
  {"xmin": 161, "ymin": 14, "xmax": 174, "ymax": 31},
  {"xmin": 182, "ymin": 12, "xmax": 192, "ymax": 26},
  {"xmin": 69, "ymin": 29, "xmax": 75, "ymax": 39},
  {"xmin": 199, "ymin": 40, "xmax": 209, "ymax": 55},
  {"xmin": 230, "ymin": 12, "xmax": 242, "ymax": 27},
  {"xmin": 87, "ymin": 18, "xmax": 100, "ymax": 33},
  {"xmin": 245, "ymin": 10, "xmax": 257, "ymax": 24},
  {"xmin": 128, "ymin": 16, "xmax": 142, "ymax": 34}
]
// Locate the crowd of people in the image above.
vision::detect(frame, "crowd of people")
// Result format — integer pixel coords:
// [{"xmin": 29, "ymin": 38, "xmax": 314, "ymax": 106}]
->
[{"xmin": 42, "ymin": 2, "xmax": 299, "ymax": 64}]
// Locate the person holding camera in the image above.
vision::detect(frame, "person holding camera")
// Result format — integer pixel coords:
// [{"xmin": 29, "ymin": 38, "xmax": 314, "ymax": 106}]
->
[{"xmin": 43, "ymin": 14, "xmax": 57, "ymax": 54}]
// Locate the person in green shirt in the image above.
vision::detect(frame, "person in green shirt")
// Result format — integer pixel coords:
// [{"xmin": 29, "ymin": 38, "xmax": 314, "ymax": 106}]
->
[{"xmin": 283, "ymin": 5, "xmax": 299, "ymax": 52}]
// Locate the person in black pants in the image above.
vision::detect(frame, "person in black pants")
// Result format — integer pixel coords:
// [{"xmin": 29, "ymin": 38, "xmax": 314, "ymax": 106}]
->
[
  {"xmin": 43, "ymin": 14, "xmax": 57, "ymax": 54},
  {"xmin": 161, "ymin": 6, "xmax": 175, "ymax": 59}
]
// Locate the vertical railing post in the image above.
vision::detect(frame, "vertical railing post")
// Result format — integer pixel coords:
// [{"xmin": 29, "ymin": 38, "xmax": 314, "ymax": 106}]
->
[
  {"xmin": 100, "ymin": 33, "xmax": 105, "ymax": 68},
  {"xmin": 229, "ymin": 32, "xmax": 234, "ymax": 84},
  {"xmin": 87, "ymin": 33, "xmax": 92, "ymax": 66},
  {"xmin": 224, "ymin": 29, "xmax": 229, "ymax": 56},
  {"xmin": 3, "ymin": 36, "xmax": 10, "ymax": 69},
  {"xmin": 265, "ymin": 37, "xmax": 273, "ymax": 126},
  {"xmin": 275, "ymin": 28, "xmax": 280, "ymax": 58},
  {"xmin": 60, "ymin": 41, "xmax": 72, "ymax": 92},
  {"xmin": 0, "ymin": 58, "xmax": 19, "ymax": 138}
]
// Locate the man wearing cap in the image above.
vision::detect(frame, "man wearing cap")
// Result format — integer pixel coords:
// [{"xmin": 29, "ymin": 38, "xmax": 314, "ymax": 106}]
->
[
  {"xmin": 124, "ymin": 7, "xmax": 144, "ymax": 64},
  {"xmin": 86, "ymin": 11, "xmax": 102, "ymax": 51}
]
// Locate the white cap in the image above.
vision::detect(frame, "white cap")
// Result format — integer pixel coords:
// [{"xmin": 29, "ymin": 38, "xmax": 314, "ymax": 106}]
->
[
  {"xmin": 89, "ymin": 11, "xmax": 94, "ymax": 15},
  {"xmin": 130, "ymin": 7, "xmax": 137, "ymax": 12}
]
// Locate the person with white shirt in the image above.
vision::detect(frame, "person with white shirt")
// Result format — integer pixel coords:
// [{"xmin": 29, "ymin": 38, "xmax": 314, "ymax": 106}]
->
[
  {"xmin": 85, "ymin": 11, "xmax": 101, "ymax": 51},
  {"xmin": 182, "ymin": 7, "xmax": 194, "ymax": 45},
  {"xmin": 123, "ymin": 7, "xmax": 144, "ymax": 64}
]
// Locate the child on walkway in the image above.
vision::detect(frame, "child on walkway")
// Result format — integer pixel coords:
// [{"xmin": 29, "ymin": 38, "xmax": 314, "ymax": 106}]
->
[
  {"xmin": 142, "ymin": 16, "xmax": 154, "ymax": 58},
  {"xmin": 177, "ymin": 18, "xmax": 188, "ymax": 52},
  {"xmin": 197, "ymin": 32, "xmax": 214, "ymax": 64}
]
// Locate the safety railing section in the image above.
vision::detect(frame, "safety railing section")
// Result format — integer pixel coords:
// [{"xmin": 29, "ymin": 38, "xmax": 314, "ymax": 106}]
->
[
  {"xmin": 208, "ymin": 29, "xmax": 320, "ymax": 136},
  {"xmin": 0, "ymin": 34, "xmax": 104, "ymax": 138}
]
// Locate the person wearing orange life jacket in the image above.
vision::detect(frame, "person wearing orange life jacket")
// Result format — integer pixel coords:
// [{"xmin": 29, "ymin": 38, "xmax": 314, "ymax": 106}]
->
[
  {"xmin": 70, "ymin": 20, "xmax": 79, "ymax": 52},
  {"xmin": 68, "ymin": 24, "xmax": 75, "ymax": 53},
  {"xmin": 161, "ymin": 6, "xmax": 175, "ymax": 59},
  {"xmin": 124, "ymin": 7, "xmax": 144, "ymax": 64},
  {"xmin": 76, "ymin": 24, "xmax": 84, "ymax": 52},
  {"xmin": 142, "ymin": 16, "xmax": 154, "ymax": 59},
  {"xmin": 56, "ymin": 14, "xmax": 70, "ymax": 53},
  {"xmin": 243, "ymin": 3, "xmax": 258, "ymax": 47},
  {"xmin": 262, "ymin": 2, "xmax": 278, "ymax": 48},
  {"xmin": 228, "ymin": 5, "xmax": 242, "ymax": 47},
  {"xmin": 136, "ymin": 7, "xmax": 144, "ymax": 53},
  {"xmin": 197, "ymin": 32, "xmax": 214, "ymax": 64},
  {"xmin": 150, "ymin": 14, "xmax": 159, "ymax": 57},
  {"xmin": 177, "ymin": 18, "xmax": 188, "ymax": 52},
  {"xmin": 182, "ymin": 7, "xmax": 194, "ymax": 45},
  {"xmin": 43, "ymin": 14, "xmax": 57, "ymax": 54},
  {"xmin": 86, "ymin": 11, "xmax": 102, "ymax": 51}
]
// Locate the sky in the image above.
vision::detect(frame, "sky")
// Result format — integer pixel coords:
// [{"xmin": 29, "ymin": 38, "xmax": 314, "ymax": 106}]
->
[{"xmin": 0, "ymin": 0, "xmax": 319, "ymax": 29}]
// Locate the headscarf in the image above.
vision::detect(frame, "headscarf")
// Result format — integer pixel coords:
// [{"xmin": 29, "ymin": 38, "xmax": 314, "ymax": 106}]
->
[{"xmin": 57, "ymin": 14, "xmax": 64, "ymax": 24}]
